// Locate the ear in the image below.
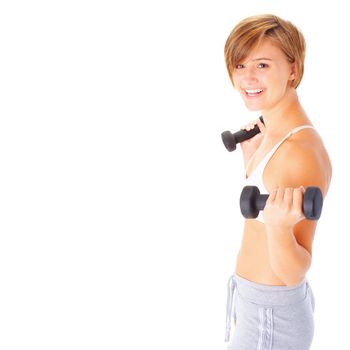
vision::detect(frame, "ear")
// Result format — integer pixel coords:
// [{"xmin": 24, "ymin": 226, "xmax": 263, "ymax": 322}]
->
[{"xmin": 288, "ymin": 62, "xmax": 297, "ymax": 82}]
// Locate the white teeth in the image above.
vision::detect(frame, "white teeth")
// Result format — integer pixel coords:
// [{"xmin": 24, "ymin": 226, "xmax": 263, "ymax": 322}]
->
[{"xmin": 245, "ymin": 89, "xmax": 263, "ymax": 94}]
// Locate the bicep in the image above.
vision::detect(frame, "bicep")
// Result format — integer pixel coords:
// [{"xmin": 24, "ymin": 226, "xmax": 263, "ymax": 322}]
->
[
  {"xmin": 273, "ymin": 146, "xmax": 328, "ymax": 196},
  {"xmin": 293, "ymin": 219, "xmax": 317, "ymax": 256},
  {"xmin": 268, "ymin": 146, "xmax": 325, "ymax": 254}
]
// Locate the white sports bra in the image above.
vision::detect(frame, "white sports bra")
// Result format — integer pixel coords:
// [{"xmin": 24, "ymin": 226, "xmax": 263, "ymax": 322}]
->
[{"xmin": 243, "ymin": 125, "xmax": 315, "ymax": 223}]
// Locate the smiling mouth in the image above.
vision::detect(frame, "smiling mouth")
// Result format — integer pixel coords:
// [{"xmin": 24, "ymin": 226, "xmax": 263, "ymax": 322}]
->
[{"xmin": 244, "ymin": 88, "xmax": 264, "ymax": 97}]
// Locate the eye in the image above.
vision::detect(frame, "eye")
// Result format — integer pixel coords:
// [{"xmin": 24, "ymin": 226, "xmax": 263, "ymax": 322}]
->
[
  {"xmin": 257, "ymin": 63, "xmax": 269, "ymax": 68},
  {"xmin": 235, "ymin": 63, "xmax": 244, "ymax": 69}
]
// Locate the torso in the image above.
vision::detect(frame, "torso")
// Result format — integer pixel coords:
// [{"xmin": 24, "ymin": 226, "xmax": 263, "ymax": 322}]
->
[
  {"xmin": 235, "ymin": 127, "xmax": 332, "ymax": 286},
  {"xmin": 236, "ymin": 220, "xmax": 288, "ymax": 285}
]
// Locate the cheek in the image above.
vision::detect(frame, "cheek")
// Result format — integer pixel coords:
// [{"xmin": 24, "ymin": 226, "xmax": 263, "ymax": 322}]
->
[
  {"xmin": 232, "ymin": 74, "xmax": 239, "ymax": 87},
  {"xmin": 232, "ymin": 78, "xmax": 244, "ymax": 95},
  {"xmin": 268, "ymin": 75, "xmax": 289, "ymax": 94}
]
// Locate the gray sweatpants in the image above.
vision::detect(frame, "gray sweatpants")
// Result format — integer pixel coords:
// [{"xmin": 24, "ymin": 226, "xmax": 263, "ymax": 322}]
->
[{"xmin": 225, "ymin": 273, "xmax": 315, "ymax": 350}]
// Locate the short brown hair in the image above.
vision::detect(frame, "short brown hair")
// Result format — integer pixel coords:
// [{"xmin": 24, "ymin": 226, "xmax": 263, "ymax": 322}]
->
[{"xmin": 224, "ymin": 14, "xmax": 306, "ymax": 88}]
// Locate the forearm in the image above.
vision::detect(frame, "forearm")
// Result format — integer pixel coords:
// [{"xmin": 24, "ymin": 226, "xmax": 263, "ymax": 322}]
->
[{"xmin": 265, "ymin": 226, "xmax": 312, "ymax": 286}]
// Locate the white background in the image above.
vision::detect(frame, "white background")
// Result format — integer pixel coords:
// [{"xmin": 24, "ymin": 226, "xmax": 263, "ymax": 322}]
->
[{"xmin": 0, "ymin": 0, "xmax": 347, "ymax": 349}]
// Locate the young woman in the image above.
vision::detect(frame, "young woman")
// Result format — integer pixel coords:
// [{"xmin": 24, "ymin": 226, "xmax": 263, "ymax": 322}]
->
[{"xmin": 223, "ymin": 15, "xmax": 332, "ymax": 349}]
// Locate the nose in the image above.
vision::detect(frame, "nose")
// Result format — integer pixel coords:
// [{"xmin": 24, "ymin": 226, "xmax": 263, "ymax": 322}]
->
[{"xmin": 242, "ymin": 66, "xmax": 258, "ymax": 85}]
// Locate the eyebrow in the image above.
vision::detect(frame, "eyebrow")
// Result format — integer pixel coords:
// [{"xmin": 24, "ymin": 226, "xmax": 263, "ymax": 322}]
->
[{"xmin": 252, "ymin": 58, "xmax": 273, "ymax": 61}]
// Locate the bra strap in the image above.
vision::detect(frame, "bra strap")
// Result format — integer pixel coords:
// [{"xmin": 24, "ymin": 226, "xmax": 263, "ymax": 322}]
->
[{"xmin": 244, "ymin": 125, "xmax": 315, "ymax": 178}]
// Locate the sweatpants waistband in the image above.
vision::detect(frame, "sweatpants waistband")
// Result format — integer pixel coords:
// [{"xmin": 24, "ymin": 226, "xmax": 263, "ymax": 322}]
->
[
  {"xmin": 225, "ymin": 273, "xmax": 310, "ymax": 342},
  {"xmin": 233, "ymin": 273, "xmax": 308, "ymax": 306}
]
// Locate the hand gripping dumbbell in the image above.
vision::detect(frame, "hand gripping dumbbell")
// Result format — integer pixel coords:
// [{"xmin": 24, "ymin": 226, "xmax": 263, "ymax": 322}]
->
[
  {"xmin": 240, "ymin": 186, "xmax": 323, "ymax": 220},
  {"xmin": 221, "ymin": 116, "xmax": 264, "ymax": 152}
]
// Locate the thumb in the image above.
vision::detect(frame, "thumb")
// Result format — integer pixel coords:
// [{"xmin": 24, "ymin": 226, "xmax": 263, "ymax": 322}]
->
[{"xmin": 256, "ymin": 117, "xmax": 266, "ymax": 134}]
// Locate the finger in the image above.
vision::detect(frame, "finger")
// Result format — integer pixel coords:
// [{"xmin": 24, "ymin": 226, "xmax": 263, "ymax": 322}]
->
[
  {"xmin": 256, "ymin": 118, "xmax": 266, "ymax": 133},
  {"xmin": 240, "ymin": 120, "xmax": 258, "ymax": 131},
  {"xmin": 283, "ymin": 187, "xmax": 294, "ymax": 208},
  {"xmin": 293, "ymin": 187, "xmax": 304, "ymax": 211},
  {"xmin": 240, "ymin": 123, "xmax": 253, "ymax": 131},
  {"xmin": 248, "ymin": 122, "xmax": 256, "ymax": 130},
  {"xmin": 276, "ymin": 187, "xmax": 284, "ymax": 203},
  {"xmin": 268, "ymin": 187, "xmax": 278, "ymax": 204}
]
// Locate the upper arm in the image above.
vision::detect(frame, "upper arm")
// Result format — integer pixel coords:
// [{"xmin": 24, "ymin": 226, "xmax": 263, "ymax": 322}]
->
[
  {"xmin": 266, "ymin": 141, "xmax": 329, "ymax": 255},
  {"xmin": 276, "ymin": 144, "xmax": 328, "ymax": 194}
]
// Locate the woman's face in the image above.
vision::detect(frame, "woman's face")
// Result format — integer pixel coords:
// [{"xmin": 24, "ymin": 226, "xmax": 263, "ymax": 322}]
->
[{"xmin": 232, "ymin": 39, "xmax": 296, "ymax": 112}]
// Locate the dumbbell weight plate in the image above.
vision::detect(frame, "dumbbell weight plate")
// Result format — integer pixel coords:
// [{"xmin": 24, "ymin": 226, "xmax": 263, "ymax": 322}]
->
[
  {"xmin": 303, "ymin": 186, "xmax": 323, "ymax": 220},
  {"xmin": 240, "ymin": 186, "xmax": 262, "ymax": 219},
  {"xmin": 221, "ymin": 130, "xmax": 237, "ymax": 152}
]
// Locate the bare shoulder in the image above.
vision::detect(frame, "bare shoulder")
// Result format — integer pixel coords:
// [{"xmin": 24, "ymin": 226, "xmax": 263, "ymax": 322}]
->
[{"xmin": 265, "ymin": 128, "xmax": 332, "ymax": 196}]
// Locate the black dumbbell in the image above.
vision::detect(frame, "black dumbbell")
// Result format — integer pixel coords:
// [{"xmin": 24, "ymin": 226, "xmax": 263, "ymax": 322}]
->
[
  {"xmin": 221, "ymin": 116, "xmax": 264, "ymax": 152},
  {"xmin": 240, "ymin": 186, "xmax": 323, "ymax": 220}
]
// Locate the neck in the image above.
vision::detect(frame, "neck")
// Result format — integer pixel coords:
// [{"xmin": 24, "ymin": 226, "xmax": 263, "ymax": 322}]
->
[{"xmin": 261, "ymin": 88, "xmax": 311, "ymax": 137}]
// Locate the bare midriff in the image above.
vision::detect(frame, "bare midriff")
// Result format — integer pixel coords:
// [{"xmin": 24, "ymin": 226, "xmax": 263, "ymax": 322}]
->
[{"xmin": 235, "ymin": 219, "xmax": 293, "ymax": 286}]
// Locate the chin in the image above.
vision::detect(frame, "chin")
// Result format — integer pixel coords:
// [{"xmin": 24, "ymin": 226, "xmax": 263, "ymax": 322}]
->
[{"xmin": 244, "ymin": 103, "xmax": 262, "ymax": 112}]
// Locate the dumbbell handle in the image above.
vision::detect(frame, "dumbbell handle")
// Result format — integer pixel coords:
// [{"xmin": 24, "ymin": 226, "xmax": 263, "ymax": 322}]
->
[
  {"xmin": 232, "ymin": 125, "xmax": 261, "ymax": 142},
  {"xmin": 221, "ymin": 116, "xmax": 264, "ymax": 152},
  {"xmin": 256, "ymin": 194, "xmax": 269, "ymax": 211}
]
